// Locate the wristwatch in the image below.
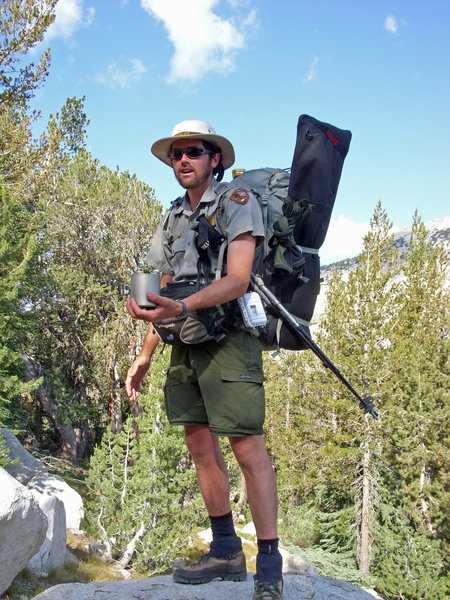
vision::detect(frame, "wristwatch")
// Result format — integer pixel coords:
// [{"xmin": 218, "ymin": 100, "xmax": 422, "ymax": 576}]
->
[{"xmin": 176, "ymin": 300, "xmax": 187, "ymax": 319}]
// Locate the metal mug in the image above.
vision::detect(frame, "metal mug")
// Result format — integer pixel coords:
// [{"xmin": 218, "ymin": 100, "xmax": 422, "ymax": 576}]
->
[{"xmin": 130, "ymin": 272, "xmax": 160, "ymax": 308}]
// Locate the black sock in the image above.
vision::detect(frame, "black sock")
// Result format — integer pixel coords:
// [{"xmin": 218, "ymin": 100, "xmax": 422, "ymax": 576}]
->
[
  {"xmin": 256, "ymin": 538, "xmax": 282, "ymax": 583},
  {"xmin": 209, "ymin": 512, "xmax": 242, "ymax": 557}
]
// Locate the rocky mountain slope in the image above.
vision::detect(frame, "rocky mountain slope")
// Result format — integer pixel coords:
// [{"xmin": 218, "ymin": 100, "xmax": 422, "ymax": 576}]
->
[{"xmin": 313, "ymin": 216, "xmax": 450, "ymax": 323}]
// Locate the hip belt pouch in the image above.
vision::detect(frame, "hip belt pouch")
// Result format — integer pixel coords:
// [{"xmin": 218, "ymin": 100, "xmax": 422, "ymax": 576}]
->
[{"xmin": 153, "ymin": 281, "xmax": 233, "ymax": 345}]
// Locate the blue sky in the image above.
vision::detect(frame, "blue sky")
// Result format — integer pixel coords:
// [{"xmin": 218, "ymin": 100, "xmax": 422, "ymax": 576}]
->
[{"xmin": 31, "ymin": 0, "xmax": 450, "ymax": 263}]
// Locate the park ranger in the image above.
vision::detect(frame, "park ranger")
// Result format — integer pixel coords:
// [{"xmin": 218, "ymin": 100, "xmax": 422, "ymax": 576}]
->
[{"xmin": 125, "ymin": 120, "xmax": 283, "ymax": 600}]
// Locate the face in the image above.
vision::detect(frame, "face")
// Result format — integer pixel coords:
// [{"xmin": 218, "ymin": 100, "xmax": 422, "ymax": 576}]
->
[{"xmin": 171, "ymin": 138, "xmax": 220, "ymax": 192}]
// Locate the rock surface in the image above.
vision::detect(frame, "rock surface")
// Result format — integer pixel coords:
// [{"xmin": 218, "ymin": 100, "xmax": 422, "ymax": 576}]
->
[
  {"xmin": 1, "ymin": 429, "xmax": 84, "ymax": 530},
  {"xmin": 280, "ymin": 547, "xmax": 316, "ymax": 574},
  {"xmin": 1, "ymin": 428, "xmax": 47, "ymax": 484},
  {"xmin": 1, "ymin": 430, "xmax": 85, "ymax": 592},
  {"xmin": 0, "ymin": 468, "xmax": 48, "ymax": 595},
  {"xmin": 32, "ymin": 572, "xmax": 378, "ymax": 599},
  {"xmin": 28, "ymin": 471, "xmax": 84, "ymax": 530},
  {"xmin": 26, "ymin": 492, "xmax": 67, "ymax": 576}
]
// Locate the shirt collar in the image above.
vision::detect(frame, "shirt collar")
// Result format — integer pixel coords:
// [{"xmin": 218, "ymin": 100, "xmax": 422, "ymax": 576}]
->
[
  {"xmin": 198, "ymin": 178, "xmax": 219, "ymax": 206},
  {"xmin": 175, "ymin": 179, "xmax": 219, "ymax": 215}
]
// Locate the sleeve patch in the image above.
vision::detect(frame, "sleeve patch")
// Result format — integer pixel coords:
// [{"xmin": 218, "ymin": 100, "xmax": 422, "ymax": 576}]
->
[{"xmin": 230, "ymin": 189, "xmax": 250, "ymax": 205}]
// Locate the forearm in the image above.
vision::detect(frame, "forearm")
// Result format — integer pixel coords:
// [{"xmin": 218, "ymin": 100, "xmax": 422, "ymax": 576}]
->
[
  {"xmin": 182, "ymin": 273, "xmax": 249, "ymax": 312},
  {"xmin": 127, "ymin": 235, "xmax": 256, "ymax": 323},
  {"xmin": 139, "ymin": 323, "xmax": 160, "ymax": 360}
]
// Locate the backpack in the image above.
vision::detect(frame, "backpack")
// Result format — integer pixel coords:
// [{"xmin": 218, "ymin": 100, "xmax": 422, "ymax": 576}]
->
[
  {"xmin": 213, "ymin": 114, "xmax": 352, "ymax": 350},
  {"xmin": 153, "ymin": 114, "xmax": 352, "ymax": 350}
]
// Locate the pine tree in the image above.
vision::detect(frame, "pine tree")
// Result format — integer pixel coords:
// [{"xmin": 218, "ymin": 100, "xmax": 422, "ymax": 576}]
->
[
  {"xmin": 0, "ymin": 0, "xmax": 56, "ymax": 107},
  {"xmin": 309, "ymin": 202, "xmax": 399, "ymax": 571},
  {"xmin": 261, "ymin": 203, "xmax": 399, "ymax": 566},
  {"xmin": 26, "ymin": 150, "xmax": 162, "ymax": 459},
  {"xmin": 263, "ymin": 347, "xmax": 330, "ymax": 508},
  {"xmin": 86, "ymin": 348, "xmax": 203, "ymax": 575},
  {"xmin": 372, "ymin": 214, "xmax": 449, "ymax": 599},
  {"xmin": 374, "ymin": 503, "xmax": 447, "ymax": 600},
  {"xmin": 0, "ymin": 183, "xmax": 40, "ymax": 428},
  {"xmin": 263, "ymin": 206, "xmax": 449, "ymax": 597}
]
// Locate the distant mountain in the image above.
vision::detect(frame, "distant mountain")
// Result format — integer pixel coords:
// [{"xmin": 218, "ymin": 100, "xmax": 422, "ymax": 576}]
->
[
  {"xmin": 391, "ymin": 215, "xmax": 450, "ymax": 259},
  {"xmin": 321, "ymin": 216, "xmax": 450, "ymax": 277},
  {"xmin": 313, "ymin": 216, "xmax": 450, "ymax": 324}
]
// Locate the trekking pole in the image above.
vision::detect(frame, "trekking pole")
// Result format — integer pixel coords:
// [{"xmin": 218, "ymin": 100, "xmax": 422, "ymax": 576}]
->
[{"xmin": 251, "ymin": 274, "xmax": 379, "ymax": 419}]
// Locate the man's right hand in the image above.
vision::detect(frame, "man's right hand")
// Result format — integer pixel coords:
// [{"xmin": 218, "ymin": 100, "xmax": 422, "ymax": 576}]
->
[{"xmin": 125, "ymin": 355, "xmax": 151, "ymax": 402}]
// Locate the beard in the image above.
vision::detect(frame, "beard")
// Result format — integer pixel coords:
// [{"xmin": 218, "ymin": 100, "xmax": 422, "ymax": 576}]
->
[{"xmin": 173, "ymin": 157, "xmax": 213, "ymax": 190}]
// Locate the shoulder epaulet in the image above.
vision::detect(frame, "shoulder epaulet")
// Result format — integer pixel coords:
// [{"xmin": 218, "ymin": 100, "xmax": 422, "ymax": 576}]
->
[
  {"xmin": 163, "ymin": 196, "xmax": 183, "ymax": 230},
  {"xmin": 216, "ymin": 181, "xmax": 246, "ymax": 195},
  {"xmin": 170, "ymin": 196, "xmax": 184, "ymax": 208}
]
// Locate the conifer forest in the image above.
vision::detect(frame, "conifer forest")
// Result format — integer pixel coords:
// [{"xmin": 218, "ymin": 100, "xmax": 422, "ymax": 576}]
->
[{"xmin": 1, "ymin": 3, "xmax": 448, "ymax": 599}]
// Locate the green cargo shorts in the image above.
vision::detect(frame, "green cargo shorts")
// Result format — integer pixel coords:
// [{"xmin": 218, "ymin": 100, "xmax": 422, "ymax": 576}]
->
[{"xmin": 164, "ymin": 329, "xmax": 265, "ymax": 436}]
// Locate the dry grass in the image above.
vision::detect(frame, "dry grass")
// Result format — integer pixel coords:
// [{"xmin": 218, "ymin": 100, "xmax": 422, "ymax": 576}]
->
[{"xmin": 1, "ymin": 531, "xmax": 137, "ymax": 600}]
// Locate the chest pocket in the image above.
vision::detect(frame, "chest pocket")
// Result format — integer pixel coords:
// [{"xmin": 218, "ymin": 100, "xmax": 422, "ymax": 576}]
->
[{"xmin": 170, "ymin": 236, "xmax": 187, "ymax": 276}]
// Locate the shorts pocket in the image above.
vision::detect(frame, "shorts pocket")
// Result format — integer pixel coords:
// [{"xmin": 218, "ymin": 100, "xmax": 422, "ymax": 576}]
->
[
  {"xmin": 215, "ymin": 368, "xmax": 265, "ymax": 434},
  {"xmin": 164, "ymin": 365, "xmax": 207, "ymax": 424}
]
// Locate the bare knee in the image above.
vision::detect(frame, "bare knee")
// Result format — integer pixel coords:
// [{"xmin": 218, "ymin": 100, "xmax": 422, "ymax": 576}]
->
[
  {"xmin": 184, "ymin": 425, "xmax": 221, "ymax": 465},
  {"xmin": 229, "ymin": 435, "xmax": 271, "ymax": 473}
]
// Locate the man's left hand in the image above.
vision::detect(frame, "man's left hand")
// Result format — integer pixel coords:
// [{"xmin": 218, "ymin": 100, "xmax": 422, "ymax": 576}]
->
[{"xmin": 126, "ymin": 294, "xmax": 183, "ymax": 322}]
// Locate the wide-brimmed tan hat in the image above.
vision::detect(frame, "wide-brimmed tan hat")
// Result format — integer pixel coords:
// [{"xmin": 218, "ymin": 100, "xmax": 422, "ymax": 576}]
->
[{"xmin": 151, "ymin": 120, "xmax": 235, "ymax": 169}]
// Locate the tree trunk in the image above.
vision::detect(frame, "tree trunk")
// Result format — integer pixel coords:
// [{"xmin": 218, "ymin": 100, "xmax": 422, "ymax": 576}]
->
[
  {"xmin": 22, "ymin": 353, "xmax": 91, "ymax": 462},
  {"xmin": 110, "ymin": 358, "xmax": 123, "ymax": 433},
  {"xmin": 358, "ymin": 440, "xmax": 372, "ymax": 572},
  {"xmin": 118, "ymin": 521, "xmax": 146, "ymax": 568},
  {"xmin": 419, "ymin": 461, "xmax": 435, "ymax": 533}
]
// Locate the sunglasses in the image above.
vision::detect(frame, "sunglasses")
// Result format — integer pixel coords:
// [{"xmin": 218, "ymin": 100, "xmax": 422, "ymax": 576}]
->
[{"xmin": 168, "ymin": 146, "xmax": 215, "ymax": 161}]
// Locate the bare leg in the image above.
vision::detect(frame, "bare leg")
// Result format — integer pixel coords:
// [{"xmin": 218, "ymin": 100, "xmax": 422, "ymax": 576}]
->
[
  {"xmin": 184, "ymin": 424, "xmax": 231, "ymax": 516},
  {"xmin": 229, "ymin": 435, "xmax": 278, "ymax": 540}
]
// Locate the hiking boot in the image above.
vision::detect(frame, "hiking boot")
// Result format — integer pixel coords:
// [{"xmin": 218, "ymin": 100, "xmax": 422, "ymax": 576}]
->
[
  {"xmin": 172, "ymin": 551, "xmax": 247, "ymax": 584},
  {"xmin": 253, "ymin": 578, "xmax": 283, "ymax": 599}
]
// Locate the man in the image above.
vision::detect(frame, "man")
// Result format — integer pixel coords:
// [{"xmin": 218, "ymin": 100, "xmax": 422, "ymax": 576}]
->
[{"xmin": 125, "ymin": 120, "xmax": 283, "ymax": 600}]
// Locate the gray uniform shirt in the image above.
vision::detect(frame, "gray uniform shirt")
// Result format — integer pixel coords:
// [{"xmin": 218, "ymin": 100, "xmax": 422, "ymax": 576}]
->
[{"xmin": 146, "ymin": 179, "xmax": 264, "ymax": 281}]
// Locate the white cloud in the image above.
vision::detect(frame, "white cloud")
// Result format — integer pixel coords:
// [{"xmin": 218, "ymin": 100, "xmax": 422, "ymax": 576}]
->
[
  {"xmin": 95, "ymin": 58, "xmax": 147, "ymax": 89},
  {"xmin": 302, "ymin": 56, "xmax": 318, "ymax": 84},
  {"xmin": 140, "ymin": 0, "xmax": 256, "ymax": 83},
  {"xmin": 45, "ymin": 0, "xmax": 94, "ymax": 41},
  {"xmin": 384, "ymin": 14, "xmax": 398, "ymax": 34},
  {"xmin": 320, "ymin": 215, "xmax": 370, "ymax": 264}
]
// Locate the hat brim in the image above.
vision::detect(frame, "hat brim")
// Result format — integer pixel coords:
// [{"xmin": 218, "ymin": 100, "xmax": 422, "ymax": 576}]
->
[{"xmin": 151, "ymin": 133, "xmax": 235, "ymax": 170}]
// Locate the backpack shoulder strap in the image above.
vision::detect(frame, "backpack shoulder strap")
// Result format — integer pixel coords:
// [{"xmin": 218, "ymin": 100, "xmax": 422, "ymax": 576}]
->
[
  {"xmin": 199, "ymin": 181, "xmax": 257, "ymax": 280},
  {"xmin": 207, "ymin": 183, "xmax": 235, "ymax": 280}
]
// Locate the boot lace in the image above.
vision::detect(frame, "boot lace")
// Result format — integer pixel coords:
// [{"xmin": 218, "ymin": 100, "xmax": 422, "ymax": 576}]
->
[{"xmin": 254, "ymin": 579, "xmax": 283, "ymax": 599}]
